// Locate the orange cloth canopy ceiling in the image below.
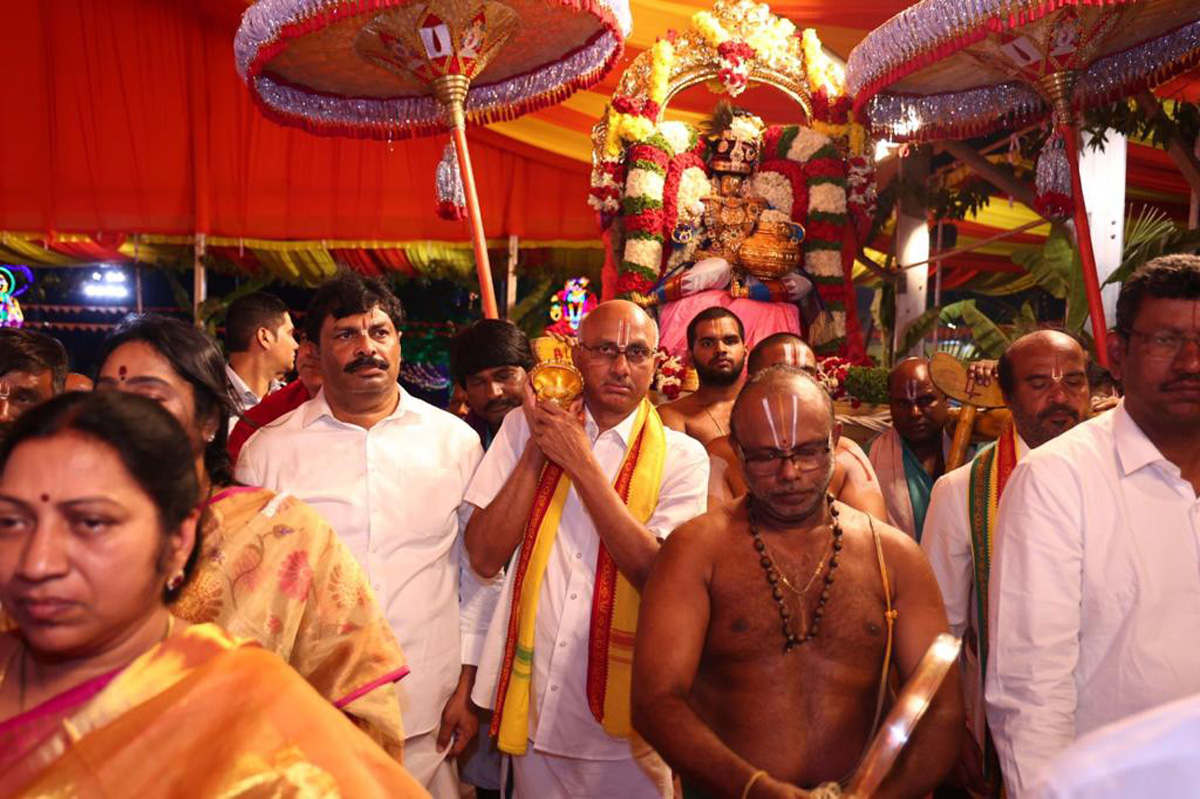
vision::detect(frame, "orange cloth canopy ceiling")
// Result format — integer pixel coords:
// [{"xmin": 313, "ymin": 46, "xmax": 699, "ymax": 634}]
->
[
  {"xmin": 0, "ymin": 0, "xmax": 1193, "ymax": 260},
  {"xmin": 0, "ymin": 0, "xmax": 911, "ymax": 245}
]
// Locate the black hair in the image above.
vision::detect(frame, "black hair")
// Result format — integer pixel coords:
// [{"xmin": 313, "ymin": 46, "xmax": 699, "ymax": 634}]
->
[
  {"xmin": 304, "ymin": 270, "xmax": 405, "ymax": 346},
  {"xmin": 0, "ymin": 327, "xmax": 68, "ymax": 393},
  {"xmin": 1116, "ymin": 254, "xmax": 1200, "ymax": 336},
  {"xmin": 98, "ymin": 315, "xmax": 238, "ymax": 488},
  {"xmin": 224, "ymin": 292, "xmax": 290, "ymax": 353},
  {"xmin": 686, "ymin": 307, "xmax": 745, "ymax": 351},
  {"xmin": 747, "ymin": 332, "xmax": 808, "ymax": 375},
  {"xmin": 0, "ymin": 391, "xmax": 202, "ymax": 602},
  {"xmin": 450, "ymin": 319, "xmax": 535, "ymax": 387},
  {"xmin": 729, "ymin": 363, "xmax": 834, "ymax": 442}
]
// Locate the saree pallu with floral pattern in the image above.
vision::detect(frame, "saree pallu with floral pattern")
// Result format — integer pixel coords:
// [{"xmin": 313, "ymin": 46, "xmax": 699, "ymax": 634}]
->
[
  {"xmin": 0, "ymin": 624, "xmax": 428, "ymax": 799},
  {"xmin": 176, "ymin": 486, "xmax": 408, "ymax": 759},
  {"xmin": 491, "ymin": 399, "xmax": 665, "ymax": 754}
]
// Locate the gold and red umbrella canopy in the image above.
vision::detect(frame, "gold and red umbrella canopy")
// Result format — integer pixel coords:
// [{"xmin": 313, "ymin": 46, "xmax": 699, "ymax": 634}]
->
[
  {"xmin": 846, "ymin": 0, "xmax": 1200, "ymax": 141},
  {"xmin": 846, "ymin": 0, "xmax": 1200, "ymax": 366},
  {"xmin": 235, "ymin": 0, "xmax": 631, "ymax": 139},
  {"xmin": 236, "ymin": 0, "xmax": 630, "ymax": 320}
]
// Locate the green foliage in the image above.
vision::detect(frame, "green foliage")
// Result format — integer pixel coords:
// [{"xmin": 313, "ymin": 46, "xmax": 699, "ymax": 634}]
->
[
  {"xmin": 1105, "ymin": 205, "xmax": 1200, "ymax": 287},
  {"xmin": 896, "ymin": 299, "xmax": 1011, "ymax": 359},
  {"xmin": 844, "ymin": 365, "xmax": 890, "ymax": 405},
  {"xmin": 873, "ymin": 281, "xmax": 897, "ymax": 367},
  {"xmin": 509, "ymin": 276, "xmax": 557, "ymax": 341},
  {"xmin": 196, "ymin": 279, "xmax": 271, "ymax": 336},
  {"xmin": 1013, "ymin": 301, "xmax": 1039, "ymax": 337},
  {"xmin": 1009, "ymin": 224, "xmax": 1078, "ymax": 300},
  {"xmin": 1083, "ymin": 99, "xmax": 1200, "ymax": 154}
]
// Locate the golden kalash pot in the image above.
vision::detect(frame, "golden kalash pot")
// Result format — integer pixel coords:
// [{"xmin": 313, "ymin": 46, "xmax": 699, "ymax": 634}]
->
[
  {"xmin": 737, "ymin": 219, "xmax": 806, "ymax": 280},
  {"xmin": 529, "ymin": 336, "xmax": 584, "ymax": 409}
]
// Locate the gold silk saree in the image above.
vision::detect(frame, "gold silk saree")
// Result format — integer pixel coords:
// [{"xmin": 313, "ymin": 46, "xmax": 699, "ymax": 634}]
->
[
  {"xmin": 0, "ymin": 624, "xmax": 428, "ymax": 798},
  {"xmin": 176, "ymin": 486, "xmax": 407, "ymax": 758}
]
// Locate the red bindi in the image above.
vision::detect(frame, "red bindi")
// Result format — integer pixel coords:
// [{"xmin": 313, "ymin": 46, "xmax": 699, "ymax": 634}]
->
[
  {"xmin": 40, "ymin": 494, "xmax": 50, "ymax": 502},
  {"xmin": 117, "ymin": 365, "xmax": 128, "ymax": 382}
]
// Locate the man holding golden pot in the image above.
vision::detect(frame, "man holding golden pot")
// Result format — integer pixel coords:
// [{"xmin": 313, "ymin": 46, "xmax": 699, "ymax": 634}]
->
[{"xmin": 463, "ymin": 300, "xmax": 708, "ymax": 798}]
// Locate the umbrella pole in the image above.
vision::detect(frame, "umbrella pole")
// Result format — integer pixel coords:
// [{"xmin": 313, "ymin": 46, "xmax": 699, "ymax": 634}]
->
[
  {"xmin": 1063, "ymin": 121, "xmax": 1111, "ymax": 367},
  {"xmin": 436, "ymin": 76, "xmax": 500, "ymax": 320}
]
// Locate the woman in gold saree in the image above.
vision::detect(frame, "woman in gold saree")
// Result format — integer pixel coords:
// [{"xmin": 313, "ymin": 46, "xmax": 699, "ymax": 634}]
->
[
  {"xmin": 0, "ymin": 391, "xmax": 426, "ymax": 797},
  {"xmin": 94, "ymin": 315, "xmax": 406, "ymax": 756}
]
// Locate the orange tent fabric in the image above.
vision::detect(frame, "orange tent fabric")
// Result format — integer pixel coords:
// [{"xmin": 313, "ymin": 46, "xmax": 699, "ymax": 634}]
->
[
  {"xmin": 0, "ymin": 0, "xmax": 597, "ymax": 242},
  {"xmin": 0, "ymin": 0, "xmax": 1193, "ymax": 263}
]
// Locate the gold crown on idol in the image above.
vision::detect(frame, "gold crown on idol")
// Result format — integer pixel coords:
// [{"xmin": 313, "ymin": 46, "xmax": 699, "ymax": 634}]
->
[{"xmin": 530, "ymin": 335, "xmax": 584, "ymax": 408}]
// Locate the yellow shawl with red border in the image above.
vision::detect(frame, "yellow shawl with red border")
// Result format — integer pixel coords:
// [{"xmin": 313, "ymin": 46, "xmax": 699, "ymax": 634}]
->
[{"xmin": 491, "ymin": 398, "xmax": 665, "ymax": 754}]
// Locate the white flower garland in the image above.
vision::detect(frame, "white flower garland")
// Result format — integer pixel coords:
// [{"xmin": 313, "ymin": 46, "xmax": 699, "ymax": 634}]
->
[
  {"xmin": 806, "ymin": 249, "xmax": 842, "ymax": 278},
  {"xmin": 625, "ymin": 237, "xmax": 663, "ymax": 272},
  {"xmin": 810, "ymin": 183, "xmax": 848, "ymax": 215},
  {"xmin": 659, "ymin": 121, "xmax": 695, "ymax": 158},
  {"xmin": 786, "ymin": 127, "xmax": 831, "ymax": 164},
  {"xmin": 677, "ymin": 166, "xmax": 712, "ymax": 222},
  {"xmin": 626, "ymin": 168, "xmax": 666, "ymax": 201}
]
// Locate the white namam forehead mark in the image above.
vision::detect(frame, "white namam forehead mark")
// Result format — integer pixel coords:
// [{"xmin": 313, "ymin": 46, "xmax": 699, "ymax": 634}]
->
[
  {"xmin": 615, "ymin": 319, "xmax": 630, "ymax": 349},
  {"xmin": 757, "ymin": 394, "xmax": 800, "ymax": 450},
  {"xmin": 906, "ymin": 378, "xmax": 919, "ymax": 401}
]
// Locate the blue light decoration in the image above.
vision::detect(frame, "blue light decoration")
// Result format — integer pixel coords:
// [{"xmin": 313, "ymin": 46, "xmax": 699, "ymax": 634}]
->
[
  {"xmin": 546, "ymin": 277, "xmax": 597, "ymax": 337},
  {"xmin": 0, "ymin": 265, "xmax": 33, "ymax": 328}
]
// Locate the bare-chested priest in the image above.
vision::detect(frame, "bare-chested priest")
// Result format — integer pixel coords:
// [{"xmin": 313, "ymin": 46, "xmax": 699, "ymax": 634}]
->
[
  {"xmin": 658, "ymin": 308, "xmax": 747, "ymax": 447},
  {"xmin": 707, "ymin": 333, "xmax": 888, "ymax": 520},
  {"xmin": 633, "ymin": 365, "xmax": 962, "ymax": 799}
]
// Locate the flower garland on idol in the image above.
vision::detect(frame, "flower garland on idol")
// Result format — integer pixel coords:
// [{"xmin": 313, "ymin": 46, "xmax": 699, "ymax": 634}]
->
[{"xmin": 587, "ymin": 0, "xmax": 880, "ymax": 359}]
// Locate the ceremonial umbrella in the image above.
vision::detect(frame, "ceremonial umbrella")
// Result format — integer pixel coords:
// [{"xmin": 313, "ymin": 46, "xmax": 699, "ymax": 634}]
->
[
  {"xmin": 235, "ymin": 0, "xmax": 631, "ymax": 318},
  {"xmin": 846, "ymin": 0, "xmax": 1200, "ymax": 365}
]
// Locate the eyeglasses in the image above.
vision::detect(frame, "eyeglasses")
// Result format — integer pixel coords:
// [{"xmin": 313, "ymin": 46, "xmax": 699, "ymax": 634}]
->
[
  {"xmin": 580, "ymin": 342, "xmax": 654, "ymax": 366},
  {"xmin": 739, "ymin": 444, "xmax": 832, "ymax": 476},
  {"xmin": 1124, "ymin": 328, "xmax": 1200, "ymax": 359}
]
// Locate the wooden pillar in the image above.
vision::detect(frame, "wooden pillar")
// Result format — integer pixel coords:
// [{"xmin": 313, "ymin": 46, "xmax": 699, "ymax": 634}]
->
[
  {"xmin": 193, "ymin": 233, "xmax": 207, "ymax": 325},
  {"xmin": 506, "ymin": 235, "xmax": 519, "ymax": 319},
  {"xmin": 893, "ymin": 148, "xmax": 931, "ymax": 358}
]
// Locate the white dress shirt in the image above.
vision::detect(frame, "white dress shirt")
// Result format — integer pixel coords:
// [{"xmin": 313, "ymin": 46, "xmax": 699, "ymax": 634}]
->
[
  {"xmin": 923, "ymin": 434, "xmax": 1029, "ymax": 750},
  {"xmin": 1029, "ymin": 693, "xmax": 1200, "ymax": 799},
  {"xmin": 236, "ymin": 386, "xmax": 495, "ymax": 738},
  {"xmin": 466, "ymin": 406, "xmax": 708, "ymax": 760},
  {"xmin": 923, "ymin": 433, "xmax": 1030, "ymax": 640},
  {"xmin": 986, "ymin": 402, "xmax": 1200, "ymax": 797}
]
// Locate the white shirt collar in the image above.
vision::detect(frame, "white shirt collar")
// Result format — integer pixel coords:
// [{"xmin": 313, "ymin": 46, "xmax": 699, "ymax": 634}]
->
[
  {"xmin": 1112, "ymin": 400, "xmax": 1170, "ymax": 476},
  {"xmin": 583, "ymin": 403, "xmax": 639, "ymax": 446},
  {"xmin": 225, "ymin": 363, "xmax": 259, "ymax": 407},
  {"xmin": 300, "ymin": 383, "xmax": 423, "ymax": 429}
]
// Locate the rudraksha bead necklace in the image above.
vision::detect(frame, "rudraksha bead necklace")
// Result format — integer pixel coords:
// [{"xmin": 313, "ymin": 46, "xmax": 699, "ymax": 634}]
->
[{"xmin": 747, "ymin": 494, "xmax": 843, "ymax": 653}]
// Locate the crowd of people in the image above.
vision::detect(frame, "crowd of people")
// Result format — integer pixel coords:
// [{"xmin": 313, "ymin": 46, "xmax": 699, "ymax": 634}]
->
[{"xmin": 1, "ymin": 254, "xmax": 1199, "ymax": 798}]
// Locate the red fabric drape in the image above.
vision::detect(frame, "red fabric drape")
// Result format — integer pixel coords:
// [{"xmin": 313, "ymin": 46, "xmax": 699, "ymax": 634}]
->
[{"xmin": 0, "ymin": 0, "xmax": 594, "ymax": 242}]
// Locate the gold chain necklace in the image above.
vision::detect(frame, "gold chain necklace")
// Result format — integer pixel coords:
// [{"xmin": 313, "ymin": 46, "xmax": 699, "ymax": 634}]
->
[
  {"xmin": 703, "ymin": 407, "xmax": 726, "ymax": 437},
  {"xmin": 748, "ymin": 495, "xmax": 844, "ymax": 652},
  {"xmin": 760, "ymin": 534, "xmax": 832, "ymax": 598}
]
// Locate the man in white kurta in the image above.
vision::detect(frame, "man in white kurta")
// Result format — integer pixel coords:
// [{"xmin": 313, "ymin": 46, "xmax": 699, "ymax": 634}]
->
[
  {"xmin": 922, "ymin": 331, "xmax": 1091, "ymax": 794},
  {"xmin": 463, "ymin": 301, "xmax": 708, "ymax": 798},
  {"xmin": 237, "ymin": 272, "xmax": 496, "ymax": 798},
  {"xmin": 986, "ymin": 255, "xmax": 1200, "ymax": 797}
]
